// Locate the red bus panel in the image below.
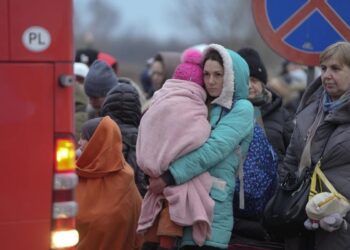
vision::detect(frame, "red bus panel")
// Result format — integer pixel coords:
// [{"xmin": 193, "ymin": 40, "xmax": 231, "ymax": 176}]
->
[
  {"xmin": 9, "ymin": 0, "xmax": 73, "ymax": 61},
  {"xmin": 0, "ymin": 63, "xmax": 54, "ymax": 250},
  {"xmin": 0, "ymin": 0, "xmax": 9, "ymax": 60}
]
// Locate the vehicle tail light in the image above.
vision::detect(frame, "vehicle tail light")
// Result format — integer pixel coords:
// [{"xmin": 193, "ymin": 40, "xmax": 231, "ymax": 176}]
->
[
  {"xmin": 56, "ymin": 138, "xmax": 75, "ymax": 172},
  {"xmin": 51, "ymin": 229, "xmax": 79, "ymax": 249},
  {"xmin": 51, "ymin": 135, "xmax": 79, "ymax": 249}
]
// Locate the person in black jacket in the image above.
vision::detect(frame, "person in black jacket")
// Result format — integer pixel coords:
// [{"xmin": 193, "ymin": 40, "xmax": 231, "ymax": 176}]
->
[
  {"xmin": 260, "ymin": 90, "xmax": 294, "ymax": 165},
  {"xmin": 100, "ymin": 81, "xmax": 147, "ymax": 197},
  {"xmin": 238, "ymin": 47, "xmax": 294, "ymax": 166}
]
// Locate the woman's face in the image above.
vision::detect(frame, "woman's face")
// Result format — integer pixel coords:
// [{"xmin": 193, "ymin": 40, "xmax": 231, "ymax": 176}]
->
[
  {"xmin": 248, "ymin": 76, "xmax": 264, "ymax": 99},
  {"xmin": 150, "ymin": 61, "xmax": 165, "ymax": 91},
  {"xmin": 321, "ymin": 58, "xmax": 350, "ymax": 100},
  {"xmin": 203, "ymin": 59, "xmax": 224, "ymax": 97}
]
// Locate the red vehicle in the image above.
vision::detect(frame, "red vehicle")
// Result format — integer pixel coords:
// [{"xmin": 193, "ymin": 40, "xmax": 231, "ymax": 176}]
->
[{"xmin": 0, "ymin": 0, "xmax": 78, "ymax": 249}]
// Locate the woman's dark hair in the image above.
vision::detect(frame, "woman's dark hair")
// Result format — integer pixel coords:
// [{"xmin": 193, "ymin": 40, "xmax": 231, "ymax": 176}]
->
[
  {"xmin": 203, "ymin": 49, "xmax": 224, "ymax": 104},
  {"xmin": 203, "ymin": 49, "xmax": 223, "ymax": 67}
]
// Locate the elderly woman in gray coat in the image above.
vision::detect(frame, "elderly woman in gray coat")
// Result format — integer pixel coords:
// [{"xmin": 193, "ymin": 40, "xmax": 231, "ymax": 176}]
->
[{"xmin": 279, "ymin": 41, "xmax": 350, "ymax": 250}]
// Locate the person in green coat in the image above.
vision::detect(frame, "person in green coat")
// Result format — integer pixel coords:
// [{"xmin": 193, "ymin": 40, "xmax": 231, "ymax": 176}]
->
[{"xmin": 148, "ymin": 44, "xmax": 255, "ymax": 250}]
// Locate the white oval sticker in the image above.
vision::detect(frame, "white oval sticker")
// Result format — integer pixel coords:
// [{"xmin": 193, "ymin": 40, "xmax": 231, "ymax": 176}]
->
[{"xmin": 22, "ymin": 26, "xmax": 51, "ymax": 52}]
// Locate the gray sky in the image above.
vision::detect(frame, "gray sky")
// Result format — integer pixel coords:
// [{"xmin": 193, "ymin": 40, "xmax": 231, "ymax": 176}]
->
[
  {"xmin": 74, "ymin": 0, "xmax": 182, "ymax": 41},
  {"xmin": 73, "ymin": 0, "xmax": 286, "ymax": 78}
]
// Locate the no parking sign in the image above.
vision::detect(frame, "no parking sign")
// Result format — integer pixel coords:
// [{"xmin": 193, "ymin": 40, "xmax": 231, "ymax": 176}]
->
[{"xmin": 252, "ymin": 0, "xmax": 350, "ymax": 65}]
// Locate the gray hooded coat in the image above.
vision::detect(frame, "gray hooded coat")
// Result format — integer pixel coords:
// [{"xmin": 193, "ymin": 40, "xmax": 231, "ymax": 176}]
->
[{"xmin": 280, "ymin": 77, "xmax": 350, "ymax": 250}]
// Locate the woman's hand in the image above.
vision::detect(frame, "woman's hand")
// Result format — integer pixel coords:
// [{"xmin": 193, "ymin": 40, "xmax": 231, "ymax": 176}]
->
[
  {"xmin": 319, "ymin": 213, "xmax": 348, "ymax": 232},
  {"xmin": 304, "ymin": 218, "xmax": 319, "ymax": 230},
  {"xmin": 149, "ymin": 177, "xmax": 167, "ymax": 194}
]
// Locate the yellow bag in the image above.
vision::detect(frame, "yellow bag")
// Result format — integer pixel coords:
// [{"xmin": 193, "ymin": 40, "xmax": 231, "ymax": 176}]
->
[{"xmin": 306, "ymin": 161, "xmax": 350, "ymax": 221}]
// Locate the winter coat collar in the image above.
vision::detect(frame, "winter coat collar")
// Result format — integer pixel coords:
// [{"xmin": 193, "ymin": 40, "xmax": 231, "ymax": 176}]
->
[
  {"xmin": 297, "ymin": 77, "xmax": 323, "ymax": 114},
  {"xmin": 261, "ymin": 90, "xmax": 283, "ymax": 118},
  {"xmin": 298, "ymin": 77, "xmax": 350, "ymax": 124}
]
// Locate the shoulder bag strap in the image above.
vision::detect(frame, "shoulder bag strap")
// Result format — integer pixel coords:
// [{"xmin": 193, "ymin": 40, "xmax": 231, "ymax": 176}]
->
[
  {"xmin": 310, "ymin": 162, "xmax": 349, "ymax": 202},
  {"xmin": 298, "ymin": 101, "xmax": 324, "ymax": 174}
]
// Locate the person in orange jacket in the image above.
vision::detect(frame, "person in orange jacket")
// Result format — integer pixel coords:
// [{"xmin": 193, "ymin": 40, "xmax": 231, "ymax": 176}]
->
[{"xmin": 76, "ymin": 116, "xmax": 144, "ymax": 250}]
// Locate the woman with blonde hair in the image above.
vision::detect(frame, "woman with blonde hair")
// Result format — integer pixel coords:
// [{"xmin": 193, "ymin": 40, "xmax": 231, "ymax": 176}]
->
[{"xmin": 279, "ymin": 41, "xmax": 350, "ymax": 249}]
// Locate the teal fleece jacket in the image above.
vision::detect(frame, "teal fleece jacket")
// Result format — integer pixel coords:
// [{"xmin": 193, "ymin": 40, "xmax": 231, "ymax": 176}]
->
[{"xmin": 168, "ymin": 44, "xmax": 254, "ymax": 249}]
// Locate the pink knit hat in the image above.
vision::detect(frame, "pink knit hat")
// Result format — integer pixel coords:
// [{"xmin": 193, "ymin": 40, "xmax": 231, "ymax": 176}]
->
[{"xmin": 172, "ymin": 48, "xmax": 204, "ymax": 86}]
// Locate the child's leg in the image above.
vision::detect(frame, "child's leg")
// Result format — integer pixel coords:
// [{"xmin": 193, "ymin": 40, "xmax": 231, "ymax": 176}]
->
[{"xmin": 157, "ymin": 201, "xmax": 183, "ymax": 249}]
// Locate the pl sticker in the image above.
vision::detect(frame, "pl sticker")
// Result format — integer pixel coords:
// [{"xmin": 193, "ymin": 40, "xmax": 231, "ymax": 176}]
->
[{"xmin": 22, "ymin": 26, "xmax": 51, "ymax": 52}]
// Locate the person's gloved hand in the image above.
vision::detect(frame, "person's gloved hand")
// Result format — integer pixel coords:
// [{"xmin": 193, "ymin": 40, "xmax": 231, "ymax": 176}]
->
[
  {"xmin": 304, "ymin": 218, "xmax": 319, "ymax": 230},
  {"xmin": 319, "ymin": 213, "xmax": 348, "ymax": 232}
]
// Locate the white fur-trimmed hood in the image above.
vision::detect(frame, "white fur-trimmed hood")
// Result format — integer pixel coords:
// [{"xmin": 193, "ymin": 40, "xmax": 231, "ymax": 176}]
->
[{"xmin": 204, "ymin": 44, "xmax": 234, "ymax": 110}]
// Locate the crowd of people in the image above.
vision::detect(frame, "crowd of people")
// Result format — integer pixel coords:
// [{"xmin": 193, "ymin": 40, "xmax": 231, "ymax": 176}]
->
[{"xmin": 73, "ymin": 41, "xmax": 350, "ymax": 250}]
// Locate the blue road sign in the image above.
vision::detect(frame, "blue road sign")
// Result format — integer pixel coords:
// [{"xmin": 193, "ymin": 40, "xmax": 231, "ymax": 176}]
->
[{"xmin": 253, "ymin": 0, "xmax": 350, "ymax": 65}]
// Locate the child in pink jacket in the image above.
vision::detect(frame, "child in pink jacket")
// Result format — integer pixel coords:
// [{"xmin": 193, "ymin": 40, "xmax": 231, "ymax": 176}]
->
[{"xmin": 137, "ymin": 48, "xmax": 214, "ymax": 249}]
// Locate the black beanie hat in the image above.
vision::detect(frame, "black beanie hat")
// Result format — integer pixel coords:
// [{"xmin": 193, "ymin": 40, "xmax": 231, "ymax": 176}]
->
[
  {"xmin": 84, "ymin": 60, "xmax": 119, "ymax": 98},
  {"xmin": 237, "ymin": 48, "xmax": 268, "ymax": 85},
  {"xmin": 75, "ymin": 48, "xmax": 99, "ymax": 67}
]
